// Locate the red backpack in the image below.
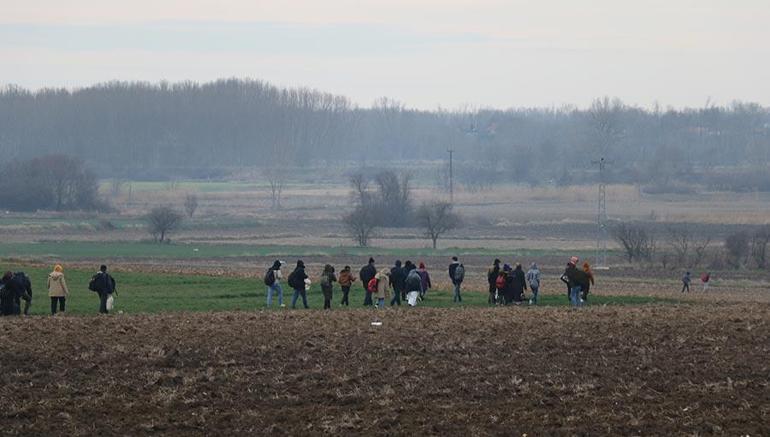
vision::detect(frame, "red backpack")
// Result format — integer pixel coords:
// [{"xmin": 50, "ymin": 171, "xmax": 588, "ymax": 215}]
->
[
  {"xmin": 495, "ymin": 274, "xmax": 505, "ymax": 290},
  {"xmin": 367, "ymin": 277, "xmax": 379, "ymax": 293}
]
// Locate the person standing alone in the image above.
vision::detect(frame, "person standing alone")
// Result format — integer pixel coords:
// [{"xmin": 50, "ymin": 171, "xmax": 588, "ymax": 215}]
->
[
  {"xmin": 89, "ymin": 265, "xmax": 116, "ymax": 314},
  {"xmin": 681, "ymin": 271, "xmax": 691, "ymax": 293},
  {"xmin": 448, "ymin": 256, "xmax": 465, "ymax": 303},
  {"xmin": 47, "ymin": 264, "xmax": 70, "ymax": 315}
]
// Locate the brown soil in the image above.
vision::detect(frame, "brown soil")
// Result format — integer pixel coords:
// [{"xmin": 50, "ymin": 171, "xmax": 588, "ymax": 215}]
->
[{"xmin": 2, "ymin": 304, "xmax": 768, "ymax": 435}]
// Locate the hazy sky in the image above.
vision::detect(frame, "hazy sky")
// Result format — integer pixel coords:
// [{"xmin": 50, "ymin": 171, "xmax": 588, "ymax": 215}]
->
[{"xmin": 2, "ymin": 0, "xmax": 769, "ymax": 109}]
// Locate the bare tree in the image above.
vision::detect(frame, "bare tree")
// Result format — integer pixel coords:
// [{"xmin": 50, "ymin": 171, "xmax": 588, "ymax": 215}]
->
[
  {"xmin": 184, "ymin": 193, "xmax": 199, "ymax": 218},
  {"xmin": 373, "ymin": 170, "xmax": 413, "ymax": 226},
  {"xmin": 265, "ymin": 166, "xmax": 287, "ymax": 209},
  {"xmin": 416, "ymin": 201, "xmax": 461, "ymax": 249},
  {"xmin": 725, "ymin": 231, "xmax": 750, "ymax": 269},
  {"xmin": 667, "ymin": 226, "xmax": 691, "ymax": 266},
  {"xmin": 692, "ymin": 236, "xmax": 712, "ymax": 267},
  {"xmin": 343, "ymin": 206, "xmax": 377, "ymax": 247},
  {"xmin": 146, "ymin": 206, "xmax": 183, "ymax": 243},
  {"xmin": 611, "ymin": 222, "xmax": 655, "ymax": 262},
  {"xmin": 751, "ymin": 225, "xmax": 770, "ymax": 269}
]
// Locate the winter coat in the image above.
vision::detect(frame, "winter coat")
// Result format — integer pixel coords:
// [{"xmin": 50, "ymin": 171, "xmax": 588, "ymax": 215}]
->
[
  {"xmin": 390, "ymin": 266, "xmax": 406, "ymax": 293},
  {"xmin": 526, "ymin": 267, "xmax": 541, "ymax": 289},
  {"xmin": 288, "ymin": 267, "xmax": 308, "ymax": 291},
  {"xmin": 405, "ymin": 269, "xmax": 423, "ymax": 293},
  {"xmin": 338, "ymin": 270, "xmax": 355, "ymax": 287},
  {"xmin": 564, "ymin": 264, "xmax": 587, "ymax": 289},
  {"xmin": 448, "ymin": 261, "xmax": 460, "ymax": 284},
  {"xmin": 511, "ymin": 268, "xmax": 527, "ymax": 302},
  {"xmin": 91, "ymin": 271, "xmax": 116, "ymax": 294},
  {"xmin": 374, "ymin": 269, "xmax": 390, "ymax": 300},
  {"xmin": 487, "ymin": 265, "xmax": 500, "ymax": 287},
  {"xmin": 360, "ymin": 264, "xmax": 376, "ymax": 288},
  {"xmin": 418, "ymin": 269, "xmax": 431, "ymax": 291},
  {"xmin": 501, "ymin": 272, "xmax": 515, "ymax": 300},
  {"xmin": 321, "ymin": 272, "xmax": 337, "ymax": 299},
  {"xmin": 47, "ymin": 271, "xmax": 70, "ymax": 297}
]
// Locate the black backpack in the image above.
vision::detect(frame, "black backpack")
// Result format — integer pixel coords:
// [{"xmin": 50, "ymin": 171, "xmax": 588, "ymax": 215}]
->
[
  {"xmin": 88, "ymin": 275, "xmax": 99, "ymax": 292},
  {"xmin": 264, "ymin": 269, "xmax": 276, "ymax": 286}
]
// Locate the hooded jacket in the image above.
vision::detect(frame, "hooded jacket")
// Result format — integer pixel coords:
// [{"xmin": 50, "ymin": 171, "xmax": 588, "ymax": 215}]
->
[
  {"xmin": 47, "ymin": 271, "xmax": 70, "ymax": 297},
  {"xmin": 360, "ymin": 263, "xmax": 376, "ymax": 288},
  {"xmin": 374, "ymin": 269, "xmax": 390, "ymax": 299},
  {"xmin": 526, "ymin": 264, "xmax": 541, "ymax": 289}
]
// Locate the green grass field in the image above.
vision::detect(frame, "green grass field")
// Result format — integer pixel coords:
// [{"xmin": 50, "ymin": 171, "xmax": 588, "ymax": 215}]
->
[{"xmin": 3, "ymin": 265, "xmax": 679, "ymax": 316}]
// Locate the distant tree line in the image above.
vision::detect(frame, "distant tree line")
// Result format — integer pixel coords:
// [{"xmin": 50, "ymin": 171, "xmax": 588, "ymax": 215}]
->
[{"xmin": 1, "ymin": 80, "xmax": 769, "ymax": 189}]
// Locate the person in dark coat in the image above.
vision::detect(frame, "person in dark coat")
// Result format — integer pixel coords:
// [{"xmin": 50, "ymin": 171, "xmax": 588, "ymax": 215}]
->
[
  {"xmin": 289, "ymin": 260, "xmax": 310, "ymax": 309},
  {"xmin": 0, "ymin": 271, "xmax": 32, "ymax": 316},
  {"xmin": 500, "ymin": 264, "xmax": 514, "ymax": 305},
  {"xmin": 359, "ymin": 258, "xmax": 376, "ymax": 306},
  {"xmin": 90, "ymin": 265, "xmax": 116, "ymax": 314},
  {"xmin": 389, "ymin": 260, "xmax": 406, "ymax": 306},
  {"xmin": 487, "ymin": 259, "xmax": 501, "ymax": 304},
  {"xmin": 511, "ymin": 263, "xmax": 527, "ymax": 303},
  {"xmin": 564, "ymin": 257, "xmax": 588, "ymax": 307},
  {"xmin": 417, "ymin": 262, "xmax": 431, "ymax": 299},
  {"xmin": 320, "ymin": 264, "xmax": 336, "ymax": 310}
]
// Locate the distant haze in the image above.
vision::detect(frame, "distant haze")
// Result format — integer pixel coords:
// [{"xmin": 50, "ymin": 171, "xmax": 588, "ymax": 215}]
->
[{"xmin": 1, "ymin": 0, "xmax": 769, "ymax": 110}]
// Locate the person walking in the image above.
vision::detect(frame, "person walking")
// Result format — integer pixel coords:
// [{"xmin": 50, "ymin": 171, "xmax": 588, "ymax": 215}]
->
[
  {"xmin": 487, "ymin": 259, "xmax": 501, "ymax": 305},
  {"xmin": 681, "ymin": 271, "xmax": 691, "ymax": 293},
  {"xmin": 500, "ymin": 264, "xmax": 514, "ymax": 305},
  {"xmin": 374, "ymin": 268, "xmax": 390, "ymax": 309},
  {"xmin": 701, "ymin": 272, "xmax": 711, "ymax": 292},
  {"xmin": 47, "ymin": 264, "xmax": 70, "ymax": 315},
  {"xmin": 417, "ymin": 262, "xmax": 431, "ymax": 300},
  {"xmin": 511, "ymin": 263, "xmax": 527, "ymax": 304},
  {"xmin": 404, "ymin": 262, "xmax": 424, "ymax": 306},
  {"xmin": 0, "ymin": 271, "xmax": 32, "ymax": 316},
  {"xmin": 338, "ymin": 266, "xmax": 356, "ymax": 306},
  {"xmin": 89, "ymin": 265, "xmax": 116, "ymax": 314},
  {"xmin": 264, "ymin": 260, "xmax": 284, "ymax": 307},
  {"xmin": 564, "ymin": 257, "xmax": 586, "ymax": 308},
  {"xmin": 526, "ymin": 263, "xmax": 541, "ymax": 305},
  {"xmin": 449, "ymin": 256, "xmax": 465, "ymax": 303},
  {"xmin": 320, "ymin": 264, "xmax": 337, "ymax": 310},
  {"xmin": 582, "ymin": 261, "xmax": 595, "ymax": 302},
  {"xmin": 360, "ymin": 258, "xmax": 377, "ymax": 307},
  {"xmin": 288, "ymin": 260, "xmax": 309, "ymax": 309},
  {"xmin": 389, "ymin": 260, "xmax": 406, "ymax": 306}
]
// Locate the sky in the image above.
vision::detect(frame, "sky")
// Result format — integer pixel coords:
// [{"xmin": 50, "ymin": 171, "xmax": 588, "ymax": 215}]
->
[{"xmin": 1, "ymin": 0, "xmax": 769, "ymax": 110}]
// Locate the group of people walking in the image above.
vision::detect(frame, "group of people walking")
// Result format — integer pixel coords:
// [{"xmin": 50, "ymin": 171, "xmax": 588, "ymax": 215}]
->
[{"xmin": 0, "ymin": 264, "xmax": 117, "ymax": 316}]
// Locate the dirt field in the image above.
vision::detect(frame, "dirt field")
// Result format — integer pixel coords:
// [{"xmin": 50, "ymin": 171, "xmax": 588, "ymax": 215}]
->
[{"xmin": 2, "ymin": 303, "xmax": 768, "ymax": 435}]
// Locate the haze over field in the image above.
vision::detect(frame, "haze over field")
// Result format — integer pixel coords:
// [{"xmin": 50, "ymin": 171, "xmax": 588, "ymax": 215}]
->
[{"xmin": 2, "ymin": 0, "xmax": 770, "ymax": 109}]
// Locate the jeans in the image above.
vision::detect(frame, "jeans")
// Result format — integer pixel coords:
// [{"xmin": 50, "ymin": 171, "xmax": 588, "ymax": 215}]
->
[
  {"xmin": 50, "ymin": 296, "xmax": 66, "ymax": 314},
  {"xmin": 99, "ymin": 291, "xmax": 110, "ymax": 314},
  {"xmin": 377, "ymin": 298, "xmax": 385, "ymax": 308},
  {"xmin": 390, "ymin": 288, "xmax": 401, "ymax": 306},
  {"xmin": 364, "ymin": 291, "xmax": 373, "ymax": 306},
  {"xmin": 341, "ymin": 286, "xmax": 351, "ymax": 305},
  {"xmin": 569, "ymin": 286, "xmax": 582, "ymax": 307},
  {"xmin": 453, "ymin": 283, "xmax": 462, "ymax": 302},
  {"xmin": 292, "ymin": 288, "xmax": 308, "ymax": 309},
  {"xmin": 530, "ymin": 286, "xmax": 539, "ymax": 304},
  {"xmin": 266, "ymin": 282, "xmax": 284, "ymax": 306}
]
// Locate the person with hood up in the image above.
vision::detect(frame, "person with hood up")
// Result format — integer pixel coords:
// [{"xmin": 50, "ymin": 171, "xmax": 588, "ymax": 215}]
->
[
  {"xmin": 360, "ymin": 258, "xmax": 377, "ymax": 307},
  {"xmin": 320, "ymin": 264, "xmax": 337, "ymax": 310},
  {"xmin": 417, "ymin": 262, "xmax": 431, "ymax": 300},
  {"xmin": 525, "ymin": 263, "xmax": 541, "ymax": 305},
  {"xmin": 499, "ymin": 264, "xmax": 514, "ymax": 305},
  {"xmin": 374, "ymin": 268, "xmax": 391, "ymax": 309},
  {"xmin": 487, "ymin": 259, "xmax": 501, "ymax": 304},
  {"xmin": 338, "ymin": 266, "xmax": 356, "ymax": 306},
  {"xmin": 448, "ymin": 256, "xmax": 465, "ymax": 303},
  {"xmin": 47, "ymin": 264, "xmax": 70, "ymax": 315},
  {"xmin": 681, "ymin": 271, "xmax": 691, "ymax": 293},
  {"xmin": 564, "ymin": 257, "xmax": 587, "ymax": 307},
  {"xmin": 265, "ymin": 260, "xmax": 284, "ymax": 308},
  {"xmin": 288, "ymin": 260, "xmax": 310, "ymax": 309},
  {"xmin": 511, "ymin": 263, "xmax": 527, "ymax": 304},
  {"xmin": 389, "ymin": 260, "xmax": 406, "ymax": 306},
  {"xmin": 0, "ymin": 271, "xmax": 32, "ymax": 316},
  {"xmin": 582, "ymin": 261, "xmax": 595, "ymax": 302},
  {"xmin": 404, "ymin": 261, "xmax": 424, "ymax": 306},
  {"xmin": 701, "ymin": 272, "xmax": 711, "ymax": 292}
]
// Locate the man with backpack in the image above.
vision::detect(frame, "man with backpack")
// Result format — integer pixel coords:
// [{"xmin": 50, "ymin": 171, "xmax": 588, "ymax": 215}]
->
[
  {"xmin": 404, "ymin": 261, "xmax": 424, "ymax": 306},
  {"xmin": 89, "ymin": 265, "xmax": 116, "ymax": 314},
  {"xmin": 359, "ymin": 258, "xmax": 376, "ymax": 307},
  {"xmin": 0, "ymin": 271, "xmax": 32, "ymax": 316},
  {"xmin": 264, "ymin": 260, "xmax": 284, "ymax": 307},
  {"xmin": 448, "ymin": 256, "xmax": 465, "ymax": 303},
  {"xmin": 487, "ymin": 259, "xmax": 501, "ymax": 305},
  {"xmin": 288, "ymin": 260, "xmax": 309, "ymax": 309},
  {"xmin": 389, "ymin": 260, "xmax": 406, "ymax": 306}
]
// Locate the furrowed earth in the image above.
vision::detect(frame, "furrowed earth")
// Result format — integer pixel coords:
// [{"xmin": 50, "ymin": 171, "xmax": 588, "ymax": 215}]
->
[{"xmin": 2, "ymin": 302, "xmax": 768, "ymax": 436}]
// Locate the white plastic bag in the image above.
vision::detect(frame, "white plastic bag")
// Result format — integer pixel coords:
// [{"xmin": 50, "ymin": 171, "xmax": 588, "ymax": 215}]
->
[
  {"xmin": 106, "ymin": 295, "xmax": 115, "ymax": 311},
  {"xmin": 406, "ymin": 291, "xmax": 420, "ymax": 306}
]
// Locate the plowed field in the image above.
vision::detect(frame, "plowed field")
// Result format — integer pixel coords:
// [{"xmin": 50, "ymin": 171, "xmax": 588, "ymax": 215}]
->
[{"xmin": 2, "ymin": 304, "xmax": 769, "ymax": 435}]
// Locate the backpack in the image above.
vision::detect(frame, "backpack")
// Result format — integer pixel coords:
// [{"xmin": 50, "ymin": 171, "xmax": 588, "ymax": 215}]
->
[
  {"xmin": 264, "ymin": 269, "xmax": 276, "ymax": 286},
  {"xmin": 406, "ymin": 270, "xmax": 422, "ymax": 291},
  {"xmin": 367, "ymin": 277, "xmax": 379, "ymax": 293},
  {"xmin": 495, "ymin": 274, "xmax": 505, "ymax": 290},
  {"xmin": 287, "ymin": 271, "xmax": 299, "ymax": 289},
  {"xmin": 88, "ymin": 275, "xmax": 99, "ymax": 292},
  {"xmin": 454, "ymin": 264, "xmax": 465, "ymax": 282}
]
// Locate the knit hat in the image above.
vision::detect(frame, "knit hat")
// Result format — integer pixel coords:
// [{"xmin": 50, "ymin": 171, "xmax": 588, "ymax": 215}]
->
[
  {"xmin": 503, "ymin": 264, "xmax": 511, "ymax": 271},
  {"xmin": 54, "ymin": 264, "xmax": 63, "ymax": 273}
]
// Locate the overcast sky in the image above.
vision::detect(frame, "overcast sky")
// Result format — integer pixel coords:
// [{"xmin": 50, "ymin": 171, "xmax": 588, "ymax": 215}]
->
[{"xmin": 1, "ymin": 0, "xmax": 768, "ymax": 110}]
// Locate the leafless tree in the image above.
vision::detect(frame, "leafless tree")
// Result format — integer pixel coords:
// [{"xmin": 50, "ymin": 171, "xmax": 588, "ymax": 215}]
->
[
  {"xmin": 264, "ymin": 166, "xmax": 286, "ymax": 209},
  {"xmin": 343, "ymin": 206, "xmax": 377, "ymax": 247},
  {"xmin": 110, "ymin": 178, "xmax": 127, "ymax": 196},
  {"xmin": 611, "ymin": 222, "xmax": 655, "ymax": 262},
  {"xmin": 373, "ymin": 170, "xmax": 413, "ymax": 226},
  {"xmin": 146, "ymin": 205, "xmax": 183, "ymax": 243},
  {"xmin": 751, "ymin": 225, "xmax": 770, "ymax": 269},
  {"xmin": 691, "ymin": 236, "xmax": 712, "ymax": 267},
  {"xmin": 416, "ymin": 202, "xmax": 461, "ymax": 249},
  {"xmin": 667, "ymin": 226, "xmax": 691, "ymax": 266},
  {"xmin": 184, "ymin": 193, "xmax": 199, "ymax": 218},
  {"xmin": 725, "ymin": 231, "xmax": 750, "ymax": 269}
]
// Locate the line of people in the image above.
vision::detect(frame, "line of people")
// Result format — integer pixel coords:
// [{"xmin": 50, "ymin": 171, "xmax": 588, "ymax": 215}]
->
[{"xmin": 0, "ymin": 264, "xmax": 117, "ymax": 316}]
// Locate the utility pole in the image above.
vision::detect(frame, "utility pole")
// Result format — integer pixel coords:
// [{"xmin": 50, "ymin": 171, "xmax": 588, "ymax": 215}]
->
[
  {"xmin": 593, "ymin": 157, "xmax": 608, "ymax": 268},
  {"xmin": 447, "ymin": 148, "xmax": 454, "ymax": 204}
]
